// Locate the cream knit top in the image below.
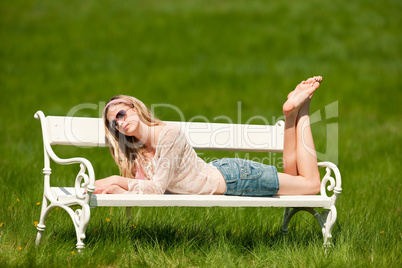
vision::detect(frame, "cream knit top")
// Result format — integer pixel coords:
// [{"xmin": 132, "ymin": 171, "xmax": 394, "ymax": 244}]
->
[{"xmin": 127, "ymin": 124, "xmax": 222, "ymax": 195}]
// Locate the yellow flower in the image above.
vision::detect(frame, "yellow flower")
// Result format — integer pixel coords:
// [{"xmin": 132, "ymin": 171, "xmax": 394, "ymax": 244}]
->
[
  {"xmin": 131, "ymin": 225, "xmax": 136, "ymax": 229},
  {"xmin": 34, "ymin": 221, "xmax": 38, "ymax": 227},
  {"xmin": 71, "ymin": 251, "xmax": 76, "ymax": 255},
  {"xmin": 0, "ymin": 222, "xmax": 4, "ymax": 228},
  {"xmin": 106, "ymin": 218, "xmax": 110, "ymax": 222},
  {"xmin": 18, "ymin": 247, "xmax": 22, "ymax": 251},
  {"xmin": 36, "ymin": 202, "xmax": 41, "ymax": 206},
  {"xmin": 17, "ymin": 198, "xmax": 20, "ymax": 202},
  {"xmin": 380, "ymin": 231, "xmax": 385, "ymax": 234}
]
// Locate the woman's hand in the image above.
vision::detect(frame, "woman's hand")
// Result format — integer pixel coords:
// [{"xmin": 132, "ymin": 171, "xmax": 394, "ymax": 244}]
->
[{"xmin": 93, "ymin": 175, "xmax": 129, "ymax": 194}]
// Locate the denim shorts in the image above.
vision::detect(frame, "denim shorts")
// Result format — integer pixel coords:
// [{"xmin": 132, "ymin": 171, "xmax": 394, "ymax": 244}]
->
[{"xmin": 210, "ymin": 158, "xmax": 279, "ymax": 196}]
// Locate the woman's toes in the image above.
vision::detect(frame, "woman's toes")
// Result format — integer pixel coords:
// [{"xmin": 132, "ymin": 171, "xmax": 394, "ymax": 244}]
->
[
  {"xmin": 313, "ymin": 76, "xmax": 322, "ymax": 83},
  {"xmin": 306, "ymin": 77, "xmax": 315, "ymax": 83}
]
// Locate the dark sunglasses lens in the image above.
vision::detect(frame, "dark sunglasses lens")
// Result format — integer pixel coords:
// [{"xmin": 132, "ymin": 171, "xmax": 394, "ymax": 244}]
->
[{"xmin": 116, "ymin": 110, "xmax": 126, "ymax": 119}]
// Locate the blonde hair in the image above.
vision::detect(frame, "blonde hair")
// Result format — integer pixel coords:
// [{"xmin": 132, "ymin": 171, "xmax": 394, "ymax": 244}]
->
[{"xmin": 103, "ymin": 95, "xmax": 163, "ymax": 178}]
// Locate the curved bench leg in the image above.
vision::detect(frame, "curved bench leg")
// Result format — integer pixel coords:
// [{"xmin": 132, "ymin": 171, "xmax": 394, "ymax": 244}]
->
[
  {"xmin": 52, "ymin": 203, "xmax": 91, "ymax": 251},
  {"xmin": 281, "ymin": 207, "xmax": 300, "ymax": 234},
  {"xmin": 35, "ymin": 195, "xmax": 52, "ymax": 246},
  {"xmin": 71, "ymin": 205, "xmax": 91, "ymax": 251},
  {"xmin": 320, "ymin": 206, "xmax": 337, "ymax": 248},
  {"xmin": 35, "ymin": 194, "xmax": 91, "ymax": 251},
  {"xmin": 281, "ymin": 207, "xmax": 337, "ymax": 247}
]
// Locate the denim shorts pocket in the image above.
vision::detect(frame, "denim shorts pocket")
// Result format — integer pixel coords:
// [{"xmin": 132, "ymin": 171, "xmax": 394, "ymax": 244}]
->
[{"xmin": 235, "ymin": 159, "xmax": 263, "ymax": 180}]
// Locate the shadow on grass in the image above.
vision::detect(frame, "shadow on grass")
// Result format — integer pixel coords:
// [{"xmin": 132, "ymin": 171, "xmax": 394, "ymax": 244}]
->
[{"xmin": 42, "ymin": 210, "xmax": 338, "ymax": 252}]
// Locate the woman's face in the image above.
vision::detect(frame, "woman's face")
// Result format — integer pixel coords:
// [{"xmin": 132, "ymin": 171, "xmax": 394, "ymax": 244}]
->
[{"xmin": 106, "ymin": 103, "xmax": 140, "ymax": 136}]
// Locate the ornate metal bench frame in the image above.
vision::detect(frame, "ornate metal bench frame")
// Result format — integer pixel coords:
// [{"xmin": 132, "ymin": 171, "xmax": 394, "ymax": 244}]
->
[{"xmin": 34, "ymin": 111, "xmax": 342, "ymax": 250}]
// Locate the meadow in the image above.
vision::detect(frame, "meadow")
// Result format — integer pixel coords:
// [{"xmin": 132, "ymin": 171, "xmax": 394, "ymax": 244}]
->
[{"xmin": 0, "ymin": 0, "xmax": 401, "ymax": 267}]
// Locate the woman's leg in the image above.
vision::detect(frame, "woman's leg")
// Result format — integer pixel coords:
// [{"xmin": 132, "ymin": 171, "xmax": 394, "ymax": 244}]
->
[
  {"xmin": 277, "ymin": 77, "xmax": 321, "ymax": 195},
  {"xmin": 283, "ymin": 77, "xmax": 315, "ymax": 176},
  {"xmin": 282, "ymin": 108, "xmax": 298, "ymax": 176},
  {"xmin": 282, "ymin": 77, "xmax": 318, "ymax": 176},
  {"xmin": 295, "ymin": 96, "xmax": 320, "ymax": 183}
]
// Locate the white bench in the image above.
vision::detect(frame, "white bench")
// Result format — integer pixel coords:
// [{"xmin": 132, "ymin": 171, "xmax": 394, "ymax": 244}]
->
[{"xmin": 34, "ymin": 110, "xmax": 342, "ymax": 250}]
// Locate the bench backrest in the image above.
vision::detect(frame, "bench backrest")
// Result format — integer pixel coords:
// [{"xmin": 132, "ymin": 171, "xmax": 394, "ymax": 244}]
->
[{"xmin": 40, "ymin": 113, "xmax": 285, "ymax": 152}]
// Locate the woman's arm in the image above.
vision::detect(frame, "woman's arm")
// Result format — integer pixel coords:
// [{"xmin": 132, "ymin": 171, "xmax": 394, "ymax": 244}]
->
[
  {"xmin": 95, "ymin": 126, "xmax": 187, "ymax": 195},
  {"xmin": 94, "ymin": 175, "xmax": 129, "ymax": 194}
]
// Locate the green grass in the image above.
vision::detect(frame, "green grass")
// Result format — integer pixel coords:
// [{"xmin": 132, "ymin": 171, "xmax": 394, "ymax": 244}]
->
[{"xmin": 1, "ymin": 0, "xmax": 401, "ymax": 267}]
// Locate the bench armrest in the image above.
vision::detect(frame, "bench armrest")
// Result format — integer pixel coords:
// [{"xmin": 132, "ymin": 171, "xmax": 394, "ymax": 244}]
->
[
  {"xmin": 318, "ymin": 162, "xmax": 342, "ymax": 203},
  {"xmin": 50, "ymin": 157, "xmax": 96, "ymax": 199},
  {"xmin": 35, "ymin": 111, "xmax": 96, "ymax": 198}
]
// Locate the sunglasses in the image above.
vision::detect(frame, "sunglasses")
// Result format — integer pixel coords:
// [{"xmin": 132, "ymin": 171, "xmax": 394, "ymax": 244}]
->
[{"xmin": 110, "ymin": 108, "xmax": 130, "ymax": 129}]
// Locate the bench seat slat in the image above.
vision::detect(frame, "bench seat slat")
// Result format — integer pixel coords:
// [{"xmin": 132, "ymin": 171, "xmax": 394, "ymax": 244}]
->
[{"xmin": 53, "ymin": 187, "xmax": 332, "ymax": 209}]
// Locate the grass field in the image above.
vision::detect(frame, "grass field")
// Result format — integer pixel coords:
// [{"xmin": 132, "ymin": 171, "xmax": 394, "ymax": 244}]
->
[{"xmin": 1, "ymin": 0, "xmax": 401, "ymax": 267}]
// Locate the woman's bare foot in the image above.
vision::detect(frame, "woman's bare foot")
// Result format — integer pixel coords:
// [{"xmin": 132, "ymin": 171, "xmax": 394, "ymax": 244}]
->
[
  {"xmin": 283, "ymin": 76, "xmax": 322, "ymax": 116},
  {"xmin": 287, "ymin": 76, "xmax": 322, "ymax": 99}
]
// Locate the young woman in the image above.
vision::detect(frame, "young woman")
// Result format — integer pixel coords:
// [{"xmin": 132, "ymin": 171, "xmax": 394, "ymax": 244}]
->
[{"xmin": 94, "ymin": 76, "xmax": 322, "ymax": 196}]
